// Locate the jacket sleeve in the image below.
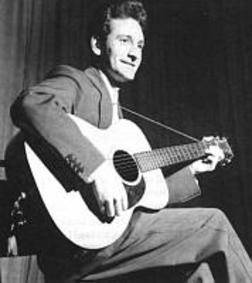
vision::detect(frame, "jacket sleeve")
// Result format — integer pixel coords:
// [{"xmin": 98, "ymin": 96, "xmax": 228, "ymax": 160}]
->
[
  {"xmin": 165, "ymin": 166, "xmax": 201, "ymax": 205},
  {"xmin": 10, "ymin": 66, "xmax": 105, "ymax": 183}
]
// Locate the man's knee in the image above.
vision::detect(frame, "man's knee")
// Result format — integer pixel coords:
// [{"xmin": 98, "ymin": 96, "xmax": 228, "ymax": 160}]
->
[
  {"xmin": 210, "ymin": 207, "xmax": 227, "ymax": 218},
  {"xmin": 206, "ymin": 208, "xmax": 232, "ymax": 231}
]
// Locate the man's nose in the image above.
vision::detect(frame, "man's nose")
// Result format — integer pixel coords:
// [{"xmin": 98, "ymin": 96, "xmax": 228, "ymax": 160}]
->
[
  {"xmin": 128, "ymin": 45, "xmax": 140, "ymax": 62},
  {"xmin": 128, "ymin": 53, "xmax": 137, "ymax": 62}
]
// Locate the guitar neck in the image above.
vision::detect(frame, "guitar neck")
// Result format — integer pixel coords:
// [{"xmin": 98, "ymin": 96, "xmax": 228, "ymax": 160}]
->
[{"xmin": 134, "ymin": 141, "xmax": 207, "ymax": 172}]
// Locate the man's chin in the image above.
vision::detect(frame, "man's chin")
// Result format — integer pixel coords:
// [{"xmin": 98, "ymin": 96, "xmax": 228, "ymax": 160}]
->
[
  {"xmin": 113, "ymin": 74, "xmax": 135, "ymax": 85},
  {"xmin": 106, "ymin": 69, "xmax": 136, "ymax": 85},
  {"xmin": 123, "ymin": 76, "xmax": 134, "ymax": 82},
  {"xmin": 121, "ymin": 72, "xmax": 136, "ymax": 82}
]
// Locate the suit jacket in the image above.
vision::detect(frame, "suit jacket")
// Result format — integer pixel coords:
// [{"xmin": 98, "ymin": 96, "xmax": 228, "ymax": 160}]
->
[{"xmin": 10, "ymin": 65, "xmax": 200, "ymax": 205}]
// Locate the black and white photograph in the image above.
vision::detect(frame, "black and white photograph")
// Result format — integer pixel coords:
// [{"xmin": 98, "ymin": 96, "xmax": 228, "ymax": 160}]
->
[{"xmin": 0, "ymin": 0, "xmax": 252, "ymax": 282}]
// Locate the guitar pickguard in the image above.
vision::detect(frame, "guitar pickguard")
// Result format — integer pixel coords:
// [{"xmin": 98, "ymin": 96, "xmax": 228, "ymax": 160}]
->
[{"xmin": 124, "ymin": 177, "xmax": 145, "ymax": 208}]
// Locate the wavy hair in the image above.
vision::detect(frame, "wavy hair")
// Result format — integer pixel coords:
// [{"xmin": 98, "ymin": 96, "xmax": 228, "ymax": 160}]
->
[{"xmin": 89, "ymin": 0, "xmax": 147, "ymax": 42}]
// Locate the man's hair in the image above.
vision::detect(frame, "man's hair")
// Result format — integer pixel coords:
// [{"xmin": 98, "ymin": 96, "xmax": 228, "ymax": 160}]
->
[{"xmin": 89, "ymin": 0, "xmax": 147, "ymax": 42}]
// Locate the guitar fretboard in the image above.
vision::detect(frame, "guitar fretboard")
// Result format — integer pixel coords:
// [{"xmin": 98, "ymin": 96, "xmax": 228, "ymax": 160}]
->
[{"xmin": 134, "ymin": 142, "xmax": 207, "ymax": 172}]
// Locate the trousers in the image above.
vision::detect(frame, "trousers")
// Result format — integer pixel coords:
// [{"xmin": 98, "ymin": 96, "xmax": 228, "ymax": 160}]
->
[{"xmin": 44, "ymin": 208, "xmax": 252, "ymax": 282}]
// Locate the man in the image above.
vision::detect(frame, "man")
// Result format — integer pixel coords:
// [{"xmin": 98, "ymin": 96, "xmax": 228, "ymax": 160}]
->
[{"xmin": 9, "ymin": 0, "xmax": 252, "ymax": 282}]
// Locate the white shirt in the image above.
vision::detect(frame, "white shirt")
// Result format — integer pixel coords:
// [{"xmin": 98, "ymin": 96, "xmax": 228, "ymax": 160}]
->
[{"xmin": 99, "ymin": 71, "xmax": 120, "ymax": 124}]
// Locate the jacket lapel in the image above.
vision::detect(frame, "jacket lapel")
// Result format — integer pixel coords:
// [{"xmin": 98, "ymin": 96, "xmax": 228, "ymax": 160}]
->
[{"xmin": 84, "ymin": 67, "xmax": 113, "ymax": 128}]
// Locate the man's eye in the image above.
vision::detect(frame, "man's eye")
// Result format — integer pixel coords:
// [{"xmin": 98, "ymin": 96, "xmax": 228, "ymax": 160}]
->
[{"xmin": 120, "ymin": 38, "xmax": 129, "ymax": 43}]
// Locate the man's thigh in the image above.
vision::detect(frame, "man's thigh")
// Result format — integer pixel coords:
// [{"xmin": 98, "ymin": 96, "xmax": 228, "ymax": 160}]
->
[{"xmin": 84, "ymin": 208, "xmax": 224, "ymax": 281}]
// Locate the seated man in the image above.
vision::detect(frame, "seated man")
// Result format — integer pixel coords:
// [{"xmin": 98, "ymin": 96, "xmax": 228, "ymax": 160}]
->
[{"xmin": 8, "ymin": 0, "xmax": 252, "ymax": 282}]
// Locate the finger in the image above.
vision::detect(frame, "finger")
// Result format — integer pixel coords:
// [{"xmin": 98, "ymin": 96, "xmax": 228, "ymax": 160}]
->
[
  {"xmin": 114, "ymin": 198, "xmax": 123, "ymax": 216},
  {"xmin": 202, "ymin": 136, "xmax": 214, "ymax": 142},
  {"xmin": 118, "ymin": 184, "xmax": 128, "ymax": 211},
  {"xmin": 203, "ymin": 156, "xmax": 219, "ymax": 171},
  {"xmin": 92, "ymin": 184, "xmax": 106, "ymax": 215},
  {"xmin": 202, "ymin": 157, "xmax": 213, "ymax": 164},
  {"xmin": 205, "ymin": 154, "xmax": 218, "ymax": 163},
  {"xmin": 122, "ymin": 193, "xmax": 128, "ymax": 211},
  {"xmin": 205, "ymin": 147, "xmax": 224, "ymax": 162},
  {"xmin": 105, "ymin": 200, "xmax": 115, "ymax": 218},
  {"xmin": 99, "ymin": 203, "xmax": 106, "ymax": 215}
]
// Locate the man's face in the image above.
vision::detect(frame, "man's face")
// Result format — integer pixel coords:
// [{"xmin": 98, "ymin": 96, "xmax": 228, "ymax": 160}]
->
[{"xmin": 101, "ymin": 18, "xmax": 145, "ymax": 84}]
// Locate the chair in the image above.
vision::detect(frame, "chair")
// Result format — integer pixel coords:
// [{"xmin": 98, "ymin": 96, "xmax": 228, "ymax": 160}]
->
[{"xmin": 0, "ymin": 255, "xmax": 45, "ymax": 283}]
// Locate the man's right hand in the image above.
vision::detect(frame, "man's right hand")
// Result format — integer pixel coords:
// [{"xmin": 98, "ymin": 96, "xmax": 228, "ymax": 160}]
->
[{"xmin": 90, "ymin": 160, "xmax": 128, "ymax": 217}]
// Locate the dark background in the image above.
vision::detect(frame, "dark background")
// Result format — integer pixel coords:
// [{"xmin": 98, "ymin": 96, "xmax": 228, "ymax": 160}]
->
[{"xmin": 0, "ymin": 0, "xmax": 252, "ymax": 255}]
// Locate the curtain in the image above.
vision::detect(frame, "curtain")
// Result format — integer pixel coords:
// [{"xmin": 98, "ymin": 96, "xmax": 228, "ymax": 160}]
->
[
  {"xmin": 0, "ymin": 0, "xmax": 252, "ymax": 255},
  {"xmin": 0, "ymin": 0, "xmax": 29, "ymax": 178}
]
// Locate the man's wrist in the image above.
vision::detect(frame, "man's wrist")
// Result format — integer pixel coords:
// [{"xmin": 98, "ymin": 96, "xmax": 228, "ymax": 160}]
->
[{"xmin": 86, "ymin": 160, "xmax": 108, "ymax": 183}]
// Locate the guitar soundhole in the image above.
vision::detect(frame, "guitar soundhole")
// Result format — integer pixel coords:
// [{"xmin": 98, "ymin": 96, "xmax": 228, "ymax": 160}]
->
[{"xmin": 113, "ymin": 150, "xmax": 139, "ymax": 182}]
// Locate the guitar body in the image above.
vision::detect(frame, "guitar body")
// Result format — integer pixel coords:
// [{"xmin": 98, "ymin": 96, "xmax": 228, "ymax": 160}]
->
[{"xmin": 25, "ymin": 115, "xmax": 168, "ymax": 249}]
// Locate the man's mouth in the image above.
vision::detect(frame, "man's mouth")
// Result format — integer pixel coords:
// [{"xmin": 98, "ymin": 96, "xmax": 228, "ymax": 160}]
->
[{"xmin": 120, "ymin": 60, "xmax": 136, "ymax": 67}]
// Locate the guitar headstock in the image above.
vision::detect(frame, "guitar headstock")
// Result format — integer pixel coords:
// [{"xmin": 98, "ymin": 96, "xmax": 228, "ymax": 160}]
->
[{"xmin": 204, "ymin": 137, "xmax": 234, "ymax": 166}]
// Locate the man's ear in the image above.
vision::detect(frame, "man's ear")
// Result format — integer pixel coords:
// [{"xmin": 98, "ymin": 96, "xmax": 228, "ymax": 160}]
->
[{"xmin": 90, "ymin": 36, "xmax": 102, "ymax": 56}]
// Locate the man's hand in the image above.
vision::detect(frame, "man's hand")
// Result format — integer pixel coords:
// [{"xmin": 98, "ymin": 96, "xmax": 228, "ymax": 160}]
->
[
  {"xmin": 189, "ymin": 136, "xmax": 225, "ymax": 175},
  {"xmin": 90, "ymin": 160, "xmax": 128, "ymax": 217}
]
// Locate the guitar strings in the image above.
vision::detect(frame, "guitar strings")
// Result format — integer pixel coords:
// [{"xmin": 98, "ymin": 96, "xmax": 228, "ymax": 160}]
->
[
  {"xmin": 110, "ymin": 143, "xmax": 206, "ymax": 168},
  {"xmin": 108, "ymin": 146, "xmax": 203, "ymax": 174}
]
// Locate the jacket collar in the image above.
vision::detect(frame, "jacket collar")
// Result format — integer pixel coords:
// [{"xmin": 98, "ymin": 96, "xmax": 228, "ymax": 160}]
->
[{"xmin": 84, "ymin": 67, "xmax": 123, "ymax": 128}]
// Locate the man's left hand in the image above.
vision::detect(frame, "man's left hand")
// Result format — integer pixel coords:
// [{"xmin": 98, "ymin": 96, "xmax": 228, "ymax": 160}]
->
[{"xmin": 189, "ymin": 136, "xmax": 225, "ymax": 175}]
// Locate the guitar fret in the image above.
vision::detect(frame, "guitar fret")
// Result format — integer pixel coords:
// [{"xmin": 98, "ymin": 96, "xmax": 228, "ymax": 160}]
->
[{"xmin": 182, "ymin": 145, "xmax": 190, "ymax": 160}]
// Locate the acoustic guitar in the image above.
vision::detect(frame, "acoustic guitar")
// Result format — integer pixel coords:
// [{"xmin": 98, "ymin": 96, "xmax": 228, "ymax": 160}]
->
[{"xmin": 24, "ymin": 115, "xmax": 233, "ymax": 249}]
